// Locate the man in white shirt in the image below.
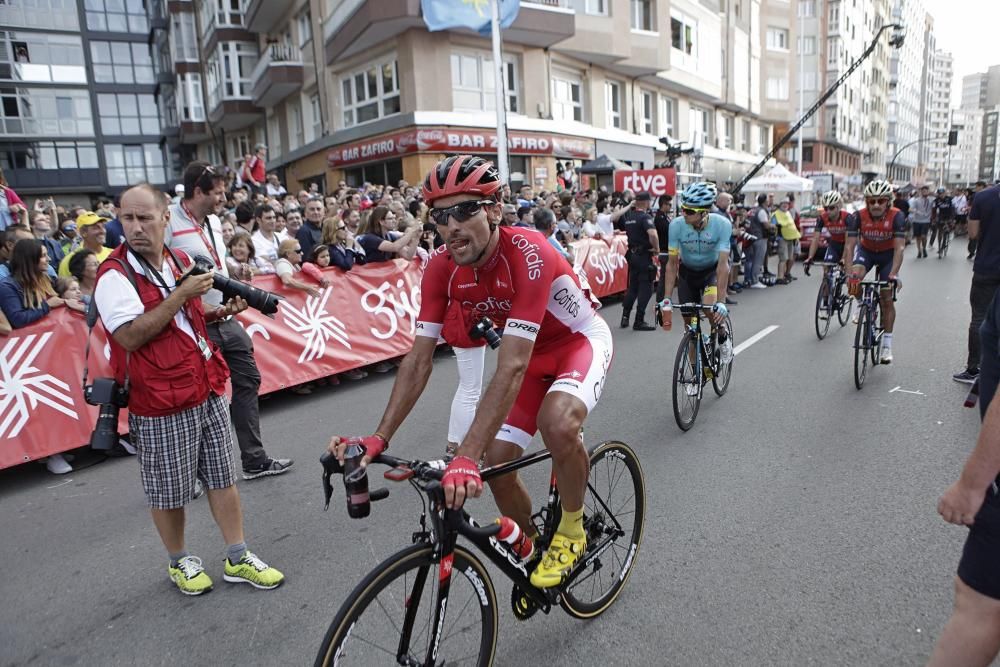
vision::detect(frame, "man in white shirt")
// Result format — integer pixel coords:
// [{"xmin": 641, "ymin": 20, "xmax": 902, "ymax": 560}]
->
[
  {"xmin": 166, "ymin": 161, "xmax": 293, "ymax": 481},
  {"xmin": 250, "ymin": 205, "xmax": 286, "ymax": 264},
  {"xmin": 264, "ymin": 173, "xmax": 287, "ymax": 198}
]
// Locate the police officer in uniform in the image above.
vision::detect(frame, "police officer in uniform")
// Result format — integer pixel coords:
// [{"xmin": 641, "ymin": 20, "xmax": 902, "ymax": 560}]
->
[
  {"xmin": 653, "ymin": 194, "xmax": 673, "ymax": 320},
  {"xmin": 618, "ymin": 191, "xmax": 659, "ymax": 331}
]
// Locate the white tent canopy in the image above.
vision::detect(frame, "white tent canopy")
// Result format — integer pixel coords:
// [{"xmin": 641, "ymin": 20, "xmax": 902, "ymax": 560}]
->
[{"xmin": 741, "ymin": 163, "xmax": 815, "ymax": 193}]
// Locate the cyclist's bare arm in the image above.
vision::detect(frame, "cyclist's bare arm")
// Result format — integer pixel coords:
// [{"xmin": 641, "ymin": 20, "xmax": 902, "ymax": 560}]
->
[
  {"xmin": 373, "ymin": 336, "xmax": 438, "ymax": 440},
  {"xmin": 715, "ymin": 251, "xmax": 729, "ymax": 303},
  {"xmin": 890, "ymin": 237, "xmax": 904, "ymax": 278},
  {"xmin": 662, "ymin": 253, "xmax": 680, "ymax": 302},
  {"xmin": 806, "ymin": 230, "xmax": 821, "ymax": 261},
  {"xmin": 456, "ymin": 335, "xmax": 533, "ymax": 462}
]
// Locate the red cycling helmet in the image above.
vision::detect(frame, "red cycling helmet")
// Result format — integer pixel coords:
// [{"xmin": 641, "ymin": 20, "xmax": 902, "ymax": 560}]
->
[{"xmin": 422, "ymin": 155, "xmax": 502, "ymax": 207}]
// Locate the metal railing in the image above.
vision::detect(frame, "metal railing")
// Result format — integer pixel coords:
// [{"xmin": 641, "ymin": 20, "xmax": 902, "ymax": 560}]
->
[{"xmin": 249, "ymin": 42, "xmax": 302, "ymax": 86}]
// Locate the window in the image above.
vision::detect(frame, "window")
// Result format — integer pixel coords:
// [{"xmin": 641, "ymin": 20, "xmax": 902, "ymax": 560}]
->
[
  {"xmin": 205, "ymin": 41, "xmax": 257, "ymax": 108},
  {"xmin": 766, "ymin": 76, "xmax": 789, "ymax": 99},
  {"xmin": 341, "ymin": 57, "xmax": 400, "ymax": 127},
  {"xmin": 158, "ymin": 86, "xmax": 177, "ymax": 128},
  {"xmin": 450, "ymin": 51, "xmax": 519, "ymax": 113},
  {"xmin": 583, "ymin": 0, "xmax": 608, "ymax": 15},
  {"xmin": 170, "ymin": 13, "xmax": 198, "ymax": 62},
  {"xmin": 0, "ymin": 0, "xmax": 79, "ymax": 31},
  {"xmin": 798, "ymin": 0, "xmax": 815, "ymax": 17},
  {"xmin": 90, "ymin": 41, "xmax": 154, "ymax": 84},
  {"xmin": 177, "ymin": 73, "xmax": 204, "ymax": 122},
  {"xmin": 631, "ymin": 0, "xmax": 653, "ymax": 31},
  {"xmin": 0, "ymin": 140, "xmax": 97, "ymax": 171},
  {"xmin": 801, "ymin": 71, "xmax": 817, "ymax": 91},
  {"xmin": 759, "ymin": 126, "xmax": 770, "ymax": 153},
  {"xmin": 766, "ymin": 28, "xmax": 789, "ymax": 51},
  {"xmin": 670, "ymin": 14, "xmax": 696, "ymax": 55},
  {"xmin": 85, "ymin": 0, "xmax": 148, "ymax": 32},
  {"xmin": 551, "ymin": 72, "xmax": 583, "ymax": 122},
  {"xmin": 98, "ymin": 93, "xmax": 159, "ymax": 135},
  {"xmin": 289, "ymin": 100, "xmax": 304, "ymax": 150},
  {"xmin": 310, "ymin": 92, "xmax": 321, "ymax": 140},
  {"xmin": 798, "ymin": 36, "xmax": 816, "ymax": 54},
  {"xmin": 200, "ymin": 0, "xmax": 245, "ymax": 33},
  {"xmin": 689, "ymin": 105, "xmax": 710, "ymax": 147},
  {"xmin": 104, "ymin": 143, "xmax": 165, "ymax": 186},
  {"xmin": 641, "ymin": 90, "xmax": 654, "ymax": 134},
  {"xmin": 658, "ymin": 96, "xmax": 675, "ymax": 138},
  {"xmin": 267, "ymin": 114, "xmax": 281, "ymax": 158},
  {"xmin": 228, "ymin": 134, "xmax": 250, "ymax": 166},
  {"xmin": 604, "ymin": 80, "xmax": 621, "ymax": 129},
  {"xmin": 741, "ymin": 119, "xmax": 750, "ymax": 152},
  {"xmin": 723, "ymin": 115, "xmax": 734, "ymax": 149},
  {"xmin": 827, "ymin": 38, "xmax": 839, "ymax": 67},
  {"xmin": 0, "ymin": 32, "xmax": 86, "ymax": 84},
  {"xmin": 829, "ymin": 3, "xmax": 839, "ymax": 25},
  {"xmin": 0, "ymin": 87, "xmax": 92, "ymax": 136},
  {"xmin": 297, "ymin": 10, "xmax": 312, "ymax": 47}
]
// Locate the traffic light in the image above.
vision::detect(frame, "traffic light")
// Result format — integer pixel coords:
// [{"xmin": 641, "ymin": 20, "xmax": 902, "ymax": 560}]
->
[{"xmin": 948, "ymin": 129, "xmax": 958, "ymax": 146}]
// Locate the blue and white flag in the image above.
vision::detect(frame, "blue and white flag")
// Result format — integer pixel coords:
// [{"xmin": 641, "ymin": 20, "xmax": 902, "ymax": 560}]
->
[{"xmin": 421, "ymin": 0, "xmax": 521, "ymax": 35}]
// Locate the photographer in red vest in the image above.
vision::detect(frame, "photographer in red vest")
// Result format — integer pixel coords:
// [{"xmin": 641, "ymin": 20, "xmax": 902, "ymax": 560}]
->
[{"xmin": 93, "ymin": 184, "xmax": 284, "ymax": 596}]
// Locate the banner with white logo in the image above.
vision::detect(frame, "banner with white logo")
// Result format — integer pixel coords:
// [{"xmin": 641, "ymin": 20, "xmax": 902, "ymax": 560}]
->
[{"xmin": 1, "ymin": 241, "xmax": 628, "ymax": 469}]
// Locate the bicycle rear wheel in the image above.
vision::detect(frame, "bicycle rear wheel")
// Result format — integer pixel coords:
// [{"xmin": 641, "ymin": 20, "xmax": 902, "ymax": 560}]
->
[
  {"xmin": 814, "ymin": 278, "xmax": 831, "ymax": 340},
  {"xmin": 671, "ymin": 332, "xmax": 701, "ymax": 431},
  {"xmin": 836, "ymin": 279, "xmax": 852, "ymax": 327},
  {"xmin": 853, "ymin": 304, "xmax": 869, "ymax": 390},
  {"xmin": 560, "ymin": 440, "xmax": 646, "ymax": 619},
  {"xmin": 712, "ymin": 314, "xmax": 734, "ymax": 396},
  {"xmin": 314, "ymin": 544, "xmax": 497, "ymax": 667}
]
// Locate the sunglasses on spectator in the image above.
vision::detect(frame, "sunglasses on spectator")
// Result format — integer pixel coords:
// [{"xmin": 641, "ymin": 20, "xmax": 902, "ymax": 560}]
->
[
  {"xmin": 867, "ymin": 197, "xmax": 890, "ymax": 206},
  {"xmin": 429, "ymin": 200, "xmax": 495, "ymax": 225},
  {"xmin": 681, "ymin": 207, "xmax": 708, "ymax": 216}
]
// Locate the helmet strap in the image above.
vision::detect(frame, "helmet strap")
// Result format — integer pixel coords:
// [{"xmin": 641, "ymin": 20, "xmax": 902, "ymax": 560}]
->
[{"xmin": 472, "ymin": 224, "xmax": 499, "ymax": 264}]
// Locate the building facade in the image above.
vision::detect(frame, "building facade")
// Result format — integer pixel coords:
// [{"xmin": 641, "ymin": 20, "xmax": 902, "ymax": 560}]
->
[
  {"xmin": 886, "ymin": 0, "xmax": 928, "ymax": 183},
  {"xmin": 924, "ymin": 49, "xmax": 952, "ymax": 186},
  {"xmin": 0, "ymin": 0, "xmax": 167, "ymax": 199},
  {"xmin": 948, "ymin": 107, "xmax": 982, "ymax": 186}
]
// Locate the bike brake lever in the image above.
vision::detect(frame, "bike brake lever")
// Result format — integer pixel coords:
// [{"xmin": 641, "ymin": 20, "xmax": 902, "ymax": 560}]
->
[{"xmin": 320, "ymin": 452, "xmax": 343, "ymax": 511}]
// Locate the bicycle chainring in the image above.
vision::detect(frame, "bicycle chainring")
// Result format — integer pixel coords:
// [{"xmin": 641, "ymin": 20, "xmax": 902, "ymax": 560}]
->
[{"xmin": 511, "ymin": 585, "xmax": 539, "ymax": 621}]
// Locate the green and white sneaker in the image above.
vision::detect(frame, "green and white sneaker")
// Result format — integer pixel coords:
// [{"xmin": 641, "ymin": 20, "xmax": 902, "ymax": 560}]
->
[
  {"xmin": 223, "ymin": 551, "xmax": 285, "ymax": 590},
  {"xmin": 168, "ymin": 556, "xmax": 213, "ymax": 596}
]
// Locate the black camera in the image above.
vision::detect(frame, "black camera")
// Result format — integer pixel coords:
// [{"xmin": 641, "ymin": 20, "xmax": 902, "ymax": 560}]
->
[
  {"xmin": 84, "ymin": 377, "xmax": 129, "ymax": 451},
  {"xmin": 184, "ymin": 255, "xmax": 284, "ymax": 316},
  {"xmin": 469, "ymin": 316, "xmax": 502, "ymax": 350}
]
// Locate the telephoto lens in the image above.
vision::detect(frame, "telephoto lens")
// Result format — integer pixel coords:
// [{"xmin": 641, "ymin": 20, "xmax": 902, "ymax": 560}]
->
[
  {"xmin": 184, "ymin": 255, "xmax": 284, "ymax": 316},
  {"xmin": 89, "ymin": 403, "xmax": 120, "ymax": 451}
]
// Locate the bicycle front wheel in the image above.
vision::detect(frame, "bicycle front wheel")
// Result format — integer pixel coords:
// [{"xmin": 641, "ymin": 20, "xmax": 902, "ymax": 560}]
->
[
  {"xmin": 560, "ymin": 440, "xmax": 646, "ymax": 619},
  {"xmin": 869, "ymin": 303, "xmax": 882, "ymax": 366},
  {"xmin": 836, "ymin": 280, "xmax": 852, "ymax": 327},
  {"xmin": 853, "ymin": 304, "xmax": 869, "ymax": 390},
  {"xmin": 814, "ymin": 278, "xmax": 831, "ymax": 340},
  {"xmin": 314, "ymin": 544, "xmax": 497, "ymax": 667},
  {"xmin": 712, "ymin": 314, "xmax": 734, "ymax": 396},
  {"xmin": 671, "ymin": 331, "xmax": 701, "ymax": 431}
]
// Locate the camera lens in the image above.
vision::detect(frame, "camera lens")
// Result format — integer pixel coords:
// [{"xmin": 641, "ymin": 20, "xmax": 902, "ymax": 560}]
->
[{"xmin": 89, "ymin": 403, "xmax": 120, "ymax": 451}]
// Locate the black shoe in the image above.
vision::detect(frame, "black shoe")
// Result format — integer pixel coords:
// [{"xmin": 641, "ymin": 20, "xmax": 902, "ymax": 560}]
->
[
  {"xmin": 632, "ymin": 321, "xmax": 655, "ymax": 331},
  {"xmin": 952, "ymin": 370, "xmax": 979, "ymax": 384},
  {"xmin": 620, "ymin": 314, "xmax": 631, "ymax": 329},
  {"xmin": 725, "ymin": 297, "xmax": 738, "ymax": 305},
  {"xmin": 968, "ymin": 253, "xmax": 976, "ymax": 260},
  {"xmin": 242, "ymin": 457, "xmax": 294, "ymax": 480}
]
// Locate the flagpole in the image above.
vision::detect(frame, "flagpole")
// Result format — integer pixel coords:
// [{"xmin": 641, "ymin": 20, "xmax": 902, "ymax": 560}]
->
[{"xmin": 490, "ymin": 0, "xmax": 510, "ymax": 184}]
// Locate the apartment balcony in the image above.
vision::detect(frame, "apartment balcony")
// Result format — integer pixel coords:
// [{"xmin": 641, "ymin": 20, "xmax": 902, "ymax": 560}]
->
[
  {"xmin": 180, "ymin": 120, "xmax": 211, "ymax": 144},
  {"xmin": 245, "ymin": 0, "xmax": 285, "ymax": 34},
  {"xmin": 323, "ymin": 0, "xmax": 574, "ymax": 64},
  {"xmin": 251, "ymin": 43, "xmax": 304, "ymax": 108},
  {"xmin": 207, "ymin": 98, "xmax": 258, "ymax": 131}
]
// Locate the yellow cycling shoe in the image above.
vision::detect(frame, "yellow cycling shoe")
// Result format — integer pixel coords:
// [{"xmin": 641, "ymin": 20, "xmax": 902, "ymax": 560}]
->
[{"xmin": 529, "ymin": 533, "xmax": 586, "ymax": 589}]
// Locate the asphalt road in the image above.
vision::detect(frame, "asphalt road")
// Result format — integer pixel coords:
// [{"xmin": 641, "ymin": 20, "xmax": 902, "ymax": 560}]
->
[{"xmin": 0, "ymin": 242, "xmax": 987, "ymax": 666}]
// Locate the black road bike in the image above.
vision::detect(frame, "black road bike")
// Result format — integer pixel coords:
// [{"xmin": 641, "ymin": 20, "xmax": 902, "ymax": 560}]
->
[
  {"xmin": 315, "ymin": 440, "xmax": 646, "ymax": 666},
  {"xmin": 937, "ymin": 222, "xmax": 953, "ymax": 258},
  {"xmin": 805, "ymin": 261, "xmax": 852, "ymax": 340},
  {"xmin": 670, "ymin": 303, "xmax": 734, "ymax": 431},
  {"xmin": 852, "ymin": 279, "xmax": 898, "ymax": 390}
]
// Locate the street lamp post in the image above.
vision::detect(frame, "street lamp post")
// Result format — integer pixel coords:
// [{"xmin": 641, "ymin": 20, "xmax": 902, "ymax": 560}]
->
[{"xmin": 887, "ymin": 131, "xmax": 951, "ymax": 183}]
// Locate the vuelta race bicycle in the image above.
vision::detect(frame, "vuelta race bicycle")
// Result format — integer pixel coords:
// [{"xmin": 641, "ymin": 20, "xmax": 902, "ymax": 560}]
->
[
  {"xmin": 804, "ymin": 261, "xmax": 852, "ymax": 340},
  {"xmin": 670, "ymin": 303, "xmax": 734, "ymax": 431},
  {"xmin": 852, "ymin": 279, "xmax": 898, "ymax": 390},
  {"xmin": 937, "ymin": 221, "xmax": 953, "ymax": 258},
  {"xmin": 314, "ymin": 439, "xmax": 646, "ymax": 666}
]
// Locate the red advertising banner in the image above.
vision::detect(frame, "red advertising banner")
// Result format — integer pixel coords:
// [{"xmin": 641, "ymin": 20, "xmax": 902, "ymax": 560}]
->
[
  {"xmin": 613, "ymin": 168, "xmax": 677, "ymax": 197},
  {"xmin": 1, "ymin": 245, "xmax": 628, "ymax": 470},
  {"xmin": 328, "ymin": 127, "xmax": 595, "ymax": 168}
]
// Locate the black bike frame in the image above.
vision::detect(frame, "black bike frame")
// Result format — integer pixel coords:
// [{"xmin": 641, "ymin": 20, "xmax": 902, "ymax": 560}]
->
[{"xmin": 854, "ymin": 280, "xmax": 897, "ymax": 351}]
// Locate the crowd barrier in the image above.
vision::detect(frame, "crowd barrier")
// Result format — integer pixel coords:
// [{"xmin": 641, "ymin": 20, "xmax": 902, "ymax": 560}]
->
[{"xmin": 1, "ymin": 235, "xmax": 629, "ymax": 469}]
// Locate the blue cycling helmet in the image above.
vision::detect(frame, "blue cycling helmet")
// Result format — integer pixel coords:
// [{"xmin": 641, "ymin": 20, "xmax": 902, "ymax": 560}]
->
[{"xmin": 680, "ymin": 181, "xmax": 718, "ymax": 209}]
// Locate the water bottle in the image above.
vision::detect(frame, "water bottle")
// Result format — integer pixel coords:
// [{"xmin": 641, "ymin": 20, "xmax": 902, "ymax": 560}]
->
[
  {"xmin": 656, "ymin": 299, "xmax": 673, "ymax": 331},
  {"xmin": 342, "ymin": 439, "xmax": 371, "ymax": 518},
  {"xmin": 495, "ymin": 517, "xmax": 535, "ymax": 561}
]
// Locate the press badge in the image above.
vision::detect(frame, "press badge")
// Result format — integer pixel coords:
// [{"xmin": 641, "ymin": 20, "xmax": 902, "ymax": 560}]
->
[{"xmin": 197, "ymin": 335, "xmax": 212, "ymax": 360}]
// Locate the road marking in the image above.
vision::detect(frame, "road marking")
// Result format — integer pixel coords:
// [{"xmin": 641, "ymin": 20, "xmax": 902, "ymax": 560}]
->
[
  {"xmin": 889, "ymin": 386, "xmax": 924, "ymax": 395},
  {"xmin": 734, "ymin": 325, "xmax": 779, "ymax": 356}
]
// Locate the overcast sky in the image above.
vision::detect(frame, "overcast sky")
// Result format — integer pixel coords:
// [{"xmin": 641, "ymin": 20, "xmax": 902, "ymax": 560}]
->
[{"xmin": 922, "ymin": 0, "xmax": 1000, "ymax": 105}]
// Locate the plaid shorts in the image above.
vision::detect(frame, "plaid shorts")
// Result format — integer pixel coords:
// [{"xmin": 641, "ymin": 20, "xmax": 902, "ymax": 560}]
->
[{"xmin": 128, "ymin": 394, "xmax": 236, "ymax": 510}]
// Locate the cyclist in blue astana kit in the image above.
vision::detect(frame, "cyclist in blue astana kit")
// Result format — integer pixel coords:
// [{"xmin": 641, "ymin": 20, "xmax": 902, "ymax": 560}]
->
[{"xmin": 658, "ymin": 182, "xmax": 734, "ymax": 361}]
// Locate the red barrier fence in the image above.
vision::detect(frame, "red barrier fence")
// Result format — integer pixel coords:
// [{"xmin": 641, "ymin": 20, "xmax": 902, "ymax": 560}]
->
[{"xmin": 0, "ymin": 236, "xmax": 628, "ymax": 470}]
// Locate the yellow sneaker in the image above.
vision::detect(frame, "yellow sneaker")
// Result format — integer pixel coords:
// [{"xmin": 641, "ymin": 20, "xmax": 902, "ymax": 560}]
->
[
  {"xmin": 529, "ymin": 533, "xmax": 586, "ymax": 589},
  {"xmin": 168, "ymin": 556, "xmax": 213, "ymax": 596},
  {"xmin": 223, "ymin": 551, "xmax": 285, "ymax": 590}
]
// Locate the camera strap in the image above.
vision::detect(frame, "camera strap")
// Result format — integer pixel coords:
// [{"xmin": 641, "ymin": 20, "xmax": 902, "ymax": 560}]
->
[{"xmin": 82, "ymin": 256, "xmax": 137, "ymax": 395}]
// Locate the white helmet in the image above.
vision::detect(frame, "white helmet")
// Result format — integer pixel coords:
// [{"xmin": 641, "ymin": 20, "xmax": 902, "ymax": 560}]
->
[
  {"xmin": 863, "ymin": 179, "xmax": 893, "ymax": 199},
  {"xmin": 820, "ymin": 190, "xmax": 843, "ymax": 207}
]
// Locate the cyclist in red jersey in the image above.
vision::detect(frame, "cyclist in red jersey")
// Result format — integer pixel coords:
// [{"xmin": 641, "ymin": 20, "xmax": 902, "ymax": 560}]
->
[
  {"xmin": 804, "ymin": 190, "xmax": 850, "ymax": 269},
  {"xmin": 328, "ymin": 155, "xmax": 612, "ymax": 588},
  {"xmin": 843, "ymin": 179, "xmax": 906, "ymax": 363}
]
